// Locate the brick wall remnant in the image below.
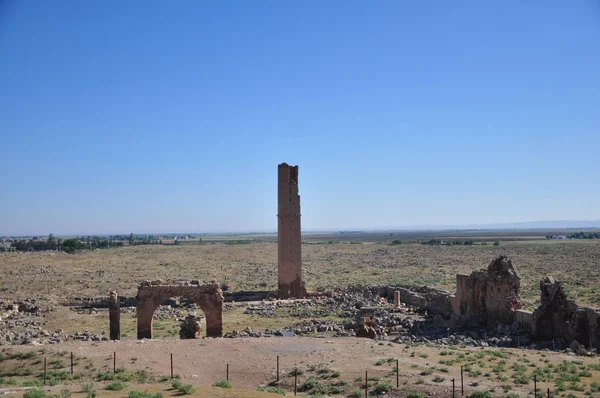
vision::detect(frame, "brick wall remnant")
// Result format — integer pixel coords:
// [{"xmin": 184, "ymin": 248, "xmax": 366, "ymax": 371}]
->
[
  {"xmin": 108, "ymin": 290, "xmax": 120, "ymax": 340},
  {"xmin": 451, "ymin": 255, "xmax": 523, "ymax": 327},
  {"xmin": 136, "ymin": 280, "xmax": 223, "ymax": 339},
  {"xmin": 277, "ymin": 163, "xmax": 306, "ymax": 298}
]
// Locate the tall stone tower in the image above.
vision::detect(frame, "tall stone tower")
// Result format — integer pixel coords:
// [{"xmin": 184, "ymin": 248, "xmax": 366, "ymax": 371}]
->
[{"xmin": 277, "ymin": 163, "xmax": 307, "ymax": 298}]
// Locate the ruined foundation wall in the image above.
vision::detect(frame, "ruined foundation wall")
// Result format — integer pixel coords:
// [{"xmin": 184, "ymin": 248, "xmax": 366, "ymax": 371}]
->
[
  {"xmin": 386, "ymin": 286, "xmax": 454, "ymax": 317},
  {"xmin": 277, "ymin": 163, "xmax": 306, "ymax": 298}
]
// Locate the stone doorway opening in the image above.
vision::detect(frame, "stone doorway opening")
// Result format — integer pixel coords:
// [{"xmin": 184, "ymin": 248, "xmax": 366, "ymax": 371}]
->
[{"xmin": 136, "ymin": 281, "xmax": 223, "ymax": 339}]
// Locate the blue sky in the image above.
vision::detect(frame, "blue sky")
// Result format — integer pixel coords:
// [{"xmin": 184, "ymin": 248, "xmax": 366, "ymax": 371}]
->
[{"xmin": 1, "ymin": 1, "xmax": 599, "ymax": 235}]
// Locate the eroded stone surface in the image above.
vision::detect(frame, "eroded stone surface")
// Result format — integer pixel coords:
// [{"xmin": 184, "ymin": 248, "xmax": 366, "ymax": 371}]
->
[
  {"xmin": 136, "ymin": 281, "xmax": 223, "ymax": 339},
  {"xmin": 533, "ymin": 276, "xmax": 600, "ymax": 348},
  {"xmin": 179, "ymin": 314, "xmax": 203, "ymax": 339},
  {"xmin": 451, "ymin": 255, "xmax": 522, "ymax": 327},
  {"xmin": 277, "ymin": 163, "xmax": 306, "ymax": 298},
  {"xmin": 108, "ymin": 290, "xmax": 120, "ymax": 340}
]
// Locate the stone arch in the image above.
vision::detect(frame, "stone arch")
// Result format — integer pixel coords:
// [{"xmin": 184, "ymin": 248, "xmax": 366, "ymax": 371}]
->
[{"xmin": 137, "ymin": 281, "xmax": 223, "ymax": 339}]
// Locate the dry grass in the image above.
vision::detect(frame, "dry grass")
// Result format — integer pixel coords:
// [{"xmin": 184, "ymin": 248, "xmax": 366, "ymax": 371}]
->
[{"xmin": 1, "ymin": 240, "xmax": 599, "ymax": 307}]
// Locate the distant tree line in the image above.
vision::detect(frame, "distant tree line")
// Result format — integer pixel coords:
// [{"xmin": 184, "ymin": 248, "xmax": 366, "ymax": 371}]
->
[
  {"xmin": 10, "ymin": 234, "xmax": 124, "ymax": 253},
  {"xmin": 565, "ymin": 232, "xmax": 600, "ymax": 239},
  {"xmin": 421, "ymin": 239, "xmax": 474, "ymax": 246}
]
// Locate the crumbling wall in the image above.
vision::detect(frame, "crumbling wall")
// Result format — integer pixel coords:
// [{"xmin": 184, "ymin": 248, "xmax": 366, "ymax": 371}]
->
[
  {"xmin": 515, "ymin": 309, "xmax": 533, "ymax": 332},
  {"xmin": 532, "ymin": 276, "xmax": 600, "ymax": 347},
  {"xmin": 484, "ymin": 256, "xmax": 522, "ymax": 325},
  {"xmin": 277, "ymin": 163, "xmax": 306, "ymax": 298},
  {"xmin": 451, "ymin": 256, "xmax": 522, "ymax": 327},
  {"xmin": 136, "ymin": 280, "xmax": 223, "ymax": 339}
]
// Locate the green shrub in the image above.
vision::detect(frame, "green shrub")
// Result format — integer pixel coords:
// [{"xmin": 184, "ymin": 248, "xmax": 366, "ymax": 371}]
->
[
  {"xmin": 432, "ymin": 376, "xmax": 445, "ymax": 383},
  {"xmin": 11, "ymin": 351, "xmax": 36, "ymax": 360},
  {"xmin": 266, "ymin": 386, "xmax": 286, "ymax": 395},
  {"xmin": 348, "ymin": 389, "xmax": 363, "ymax": 398},
  {"xmin": 127, "ymin": 391, "xmax": 164, "ymax": 398},
  {"xmin": 289, "ymin": 368, "xmax": 304, "ymax": 376},
  {"xmin": 470, "ymin": 391, "xmax": 492, "ymax": 398},
  {"xmin": 171, "ymin": 379, "xmax": 183, "ymax": 389},
  {"xmin": 408, "ymin": 393, "xmax": 426, "ymax": 398},
  {"xmin": 213, "ymin": 379, "xmax": 231, "ymax": 389},
  {"xmin": 82, "ymin": 383, "xmax": 95, "ymax": 393},
  {"xmin": 23, "ymin": 390, "xmax": 48, "ymax": 398},
  {"xmin": 372, "ymin": 382, "xmax": 392, "ymax": 394},
  {"xmin": 177, "ymin": 384, "xmax": 196, "ymax": 394},
  {"xmin": 96, "ymin": 371, "xmax": 115, "ymax": 381},
  {"xmin": 106, "ymin": 381, "xmax": 128, "ymax": 390}
]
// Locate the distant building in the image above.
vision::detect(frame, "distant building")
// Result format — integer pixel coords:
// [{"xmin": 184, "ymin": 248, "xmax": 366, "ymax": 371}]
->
[{"xmin": 551, "ymin": 235, "xmax": 567, "ymax": 240}]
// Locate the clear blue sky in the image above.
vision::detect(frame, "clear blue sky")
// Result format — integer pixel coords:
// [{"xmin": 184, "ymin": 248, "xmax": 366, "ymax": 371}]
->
[{"xmin": 1, "ymin": 1, "xmax": 599, "ymax": 236}]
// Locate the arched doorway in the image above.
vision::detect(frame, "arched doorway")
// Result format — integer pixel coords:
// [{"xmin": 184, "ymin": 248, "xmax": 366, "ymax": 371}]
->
[{"xmin": 136, "ymin": 281, "xmax": 223, "ymax": 339}]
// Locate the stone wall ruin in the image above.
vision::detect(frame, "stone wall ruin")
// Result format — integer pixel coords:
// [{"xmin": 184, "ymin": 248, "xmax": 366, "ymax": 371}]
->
[
  {"xmin": 136, "ymin": 280, "xmax": 223, "ymax": 339},
  {"xmin": 532, "ymin": 276, "xmax": 600, "ymax": 348},
  {"xmin": 451, "ymin": 255, "xmax": 523, "ymax": 327}
]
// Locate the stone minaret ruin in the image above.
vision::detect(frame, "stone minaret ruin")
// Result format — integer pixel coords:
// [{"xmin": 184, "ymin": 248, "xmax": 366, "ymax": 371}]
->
[{"xmin": 277, "ymin": 163, "xmax": 307, "ymax": 298}]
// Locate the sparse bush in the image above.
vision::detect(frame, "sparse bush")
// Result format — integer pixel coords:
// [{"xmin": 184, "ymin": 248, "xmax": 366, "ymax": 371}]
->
[
  {"xmin": 372, "ymin": 382, "xmax": 392, "ymax": 395},
  {"xmin": 23, "ymin": 390, "xmax": 48, "ymax": 398},
  {"xmin": 213, "ymin": 379, "xmax": 231, "ymax": 389},
  {"xmin": 348, "ymin": 389, "xmax": 363, "ymax": 398},
  {"xmin": 432, "ymin": 375, "xmax": 445, "ymax": 383},
  {"xmin": 127, "ymin": 391, "xmax": 164, "ymax": 398},
  {"xmin": 301, "ymin": 378, "xmax": 319, "ymax": 391},
  {"xmin": 171, "ymin": 379, "xmax": 183, "ymax": 389},
  {"xmin": 177, "ymin": 383, "xmax": 196, "ymax": 394},
  {"xmin": 470, "ymin": 391, "xmax": 492, "ymax": 398},
  {"xmin": 408, "ymin": 393, "xmax": 426, "ymax": 398},
  {"xmin": 106, "ymin": 380, "xmax": 128, "ymax": 390},
  {"xmin": 82, "ymin": 383, "xmax": 95, "ymax": 393}
]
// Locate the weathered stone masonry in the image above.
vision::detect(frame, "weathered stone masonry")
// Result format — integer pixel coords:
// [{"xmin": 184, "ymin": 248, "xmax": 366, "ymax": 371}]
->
[
  {"xmin": 108, "ymin": 290, "xmax": 120, "ymax": 340},
  {"xmin": 451, "ymin": 255, "xmax": 523, "ymax": 327},
  {"xmin": 277, "ymin": 163, "xmax": 306, "ymax": 298},
  {"xmin": 136, "ymin": 281, "xmax": 223, "ymax": 339}
]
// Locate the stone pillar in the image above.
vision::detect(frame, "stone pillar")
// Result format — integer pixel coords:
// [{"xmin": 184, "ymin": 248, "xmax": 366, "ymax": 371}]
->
[
  {"xmin": 394, "ymin": 291, "xmax": 401, "ymax": 309},
  {"xmin": 277, "ymin": 163, "xmax": 307, "ymax": 298},
  {"xmin": 108, "ymin": 291, "xmax": 120, "ymax": 340},
  {"xmin": 136, "ymin": 298, "xmax": 156, "ymax": 339}
]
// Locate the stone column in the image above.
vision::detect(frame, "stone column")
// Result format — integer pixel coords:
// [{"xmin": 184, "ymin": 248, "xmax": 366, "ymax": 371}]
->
[
  {"xmin": 136, "ymin": 298, "xmax": 156, "ymax": 339},
  {"xmin": 277, "ymin": 163, "xmax": 307, "ymax": 298},
  {"xmin": 108, "ymin": 291, "xmax": 120, "ymax": 340},
  {"xmin": 394, "ymin": 291, "xmax": 401, "ymax": 309}
]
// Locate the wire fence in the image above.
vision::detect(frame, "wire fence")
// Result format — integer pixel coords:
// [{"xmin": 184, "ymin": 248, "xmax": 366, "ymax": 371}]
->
[{"xmin": 24, "ymin": 351, "xmax": 557, "ymax": 397}]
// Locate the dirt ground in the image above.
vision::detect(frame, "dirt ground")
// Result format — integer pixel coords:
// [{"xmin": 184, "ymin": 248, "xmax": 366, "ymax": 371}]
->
[{"xmin": 5, "ymin": 337, "xmax": 600, "ymax": 397}]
